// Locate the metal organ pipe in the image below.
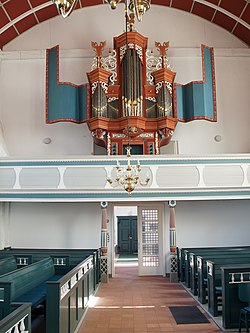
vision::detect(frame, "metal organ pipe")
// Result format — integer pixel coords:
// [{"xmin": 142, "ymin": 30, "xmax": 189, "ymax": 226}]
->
[{"xmin": 122, "ymin": 49, "xmax": 143, "ymax": 117}]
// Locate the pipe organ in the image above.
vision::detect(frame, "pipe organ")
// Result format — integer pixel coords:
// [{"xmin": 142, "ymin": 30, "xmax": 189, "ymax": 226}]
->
[{"xmin": 87, "ymin": 27, "xmax": 178, "ymax": 155}]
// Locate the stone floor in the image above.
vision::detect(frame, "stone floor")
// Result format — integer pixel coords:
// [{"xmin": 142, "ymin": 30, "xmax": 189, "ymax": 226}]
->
[{"xmin": 79, "ymin": 261, "xmax": 223, "ymax": 333}]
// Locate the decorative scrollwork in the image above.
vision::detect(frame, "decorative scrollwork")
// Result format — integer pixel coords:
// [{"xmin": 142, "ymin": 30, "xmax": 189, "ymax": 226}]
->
[
  {"xmin": 91, "ymin": 81, "xmax": 109, "ymax": 95},
  {"xmin": 91, "ymin": 50, "xmax": 117, "ymax": 85},
  {"xmin": 120, "ymin": 43, "xmax": 143, "ymax": 62},
  {"xmin": 91, "ymin": 81, "xmax": 98, "ymax": 95},
  {"xmin": 101, "ymin": 50, "xmax": 117, "ymax": 85},
  {"xmin": 146, "ymin": 49, "xmax": 162, "ymax": 85},
  {"xmin": 155, "ymin": 81, "xmax": 173, "ymax": 95},
  {"xmin": 146, "ymin": 49, "xmax": 173, "ymax": 85}
]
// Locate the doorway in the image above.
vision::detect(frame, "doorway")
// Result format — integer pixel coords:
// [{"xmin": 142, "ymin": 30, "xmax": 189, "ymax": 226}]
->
[
  {"xmin": 117, "ymin": 216, "xmax": 138, "ymax": 255},
  {"xmin": 112, "ymin": 204, "xmax": 165, "ymax": 277}
]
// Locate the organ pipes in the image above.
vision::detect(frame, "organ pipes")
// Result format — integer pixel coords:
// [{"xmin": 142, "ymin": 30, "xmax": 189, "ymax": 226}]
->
[{"xmin": 122, "ymin": 49, "xmax": 143, "ymax": 117}]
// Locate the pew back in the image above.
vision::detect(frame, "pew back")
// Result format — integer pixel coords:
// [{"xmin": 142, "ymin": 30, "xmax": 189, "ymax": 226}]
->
[
  {"xmin": 0, "ymin": 257, "xmax": 55, "ymax": 319},
  {"xmin": 182, "ymin": 246, "xmax": 250, "ymax": 285},
  {"xmin": 222, "ymin": 265, "xmax": 250, "ymax": 329},
  {"xmin": 0, "ymin": 257, "xmax": 17, "ymax": 275},
  {"xmin": 207, "ymin": 258, "xmax": 250, "ymax": 317},
  {"xmin": 0, "ymin": 248, "xmax": 99, "ymax": 276},
  {"xmin": 190, "ymin": 251, "xmax": 250, "ymax": 296}
]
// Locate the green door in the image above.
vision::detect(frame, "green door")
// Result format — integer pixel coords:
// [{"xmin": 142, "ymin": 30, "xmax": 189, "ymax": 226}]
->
[{"xmin": 118, "ymin": 216, "xmax": 138, "ymax": 254}]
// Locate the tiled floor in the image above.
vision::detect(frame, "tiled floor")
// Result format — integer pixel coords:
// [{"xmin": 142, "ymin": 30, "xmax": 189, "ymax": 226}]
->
[{"xmin": 79, "ymin": 262, "xmax": 223, "ymax": 333}]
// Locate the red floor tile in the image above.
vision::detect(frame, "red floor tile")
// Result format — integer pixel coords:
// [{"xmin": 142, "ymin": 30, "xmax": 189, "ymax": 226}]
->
[{"xmin": 78, "ymin": 263, "xmax": 223, "ymax": 333}]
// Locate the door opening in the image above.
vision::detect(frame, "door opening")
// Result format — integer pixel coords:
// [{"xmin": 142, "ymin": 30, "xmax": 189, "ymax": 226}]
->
[
  {"xmin": 113, "ymin": 206, "xmax": 138, "ymax": 276},
  {"xmin": 112, "ymin": 204, "xmax": 164, "ymax": 277},
  {"xmin": 117, "ymin": 216, "xmax": 138, "ymax": 255}
]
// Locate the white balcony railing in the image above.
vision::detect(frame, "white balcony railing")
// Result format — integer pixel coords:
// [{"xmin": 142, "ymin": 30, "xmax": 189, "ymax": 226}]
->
[{"xmin": 0, "ymin": 154, "xmax": 250, "ymax": 202}]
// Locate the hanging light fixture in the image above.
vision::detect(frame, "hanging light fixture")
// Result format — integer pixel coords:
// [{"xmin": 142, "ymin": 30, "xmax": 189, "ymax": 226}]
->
[
  {"xmin": 104, "ymin": 0, "xmax": 122, "ymax": 10},
  {"xmin": 52, "ymin": 0, "xmax": 151, "ymax": 21},
  {"xmin": 107, "ymin": 145, "xmax": 150, "ymax": 195},
  {"xmin": 128, "ymin": 0, "xmax": 151, "ymax": 22},
  {"xmin": 51, "ymin": 0, "xmax": 78, "ymax": 18},
  {"xmin": 105, "ymin": 0, "xmax": 151, "ymax": 21}
]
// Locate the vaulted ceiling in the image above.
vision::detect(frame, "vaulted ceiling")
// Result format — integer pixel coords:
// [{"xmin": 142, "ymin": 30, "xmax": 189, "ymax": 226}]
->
[{"xmin": 0, "ymin": 0, "xmax": 250, "ymax": 49}]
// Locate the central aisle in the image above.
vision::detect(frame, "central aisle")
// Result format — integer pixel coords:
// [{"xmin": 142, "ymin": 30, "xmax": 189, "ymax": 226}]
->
[{"xmin": 79, "ymin": 261, "xmax": 222, "ymax": 333}]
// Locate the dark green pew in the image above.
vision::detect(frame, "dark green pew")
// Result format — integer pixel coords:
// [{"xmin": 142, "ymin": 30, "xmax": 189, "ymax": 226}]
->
[
  {"xmin": 189, "ymin": 250, "xmax": 250, "ymax": 297},
  {"xmin": 0, "ymin": 256, "xmax": 17, "ymax": 275},
  {"xmin": 0, "ymin": 247, "xmax": 101, "ymax": 284},
  {"xmin": 221, "ymin": 265, "xmax": 250, "ymax": 329},
  {"xmin": 181, "ymin": 246, "xmax": 250, "ymax": 286},
  {"xmin": 207, "ymin": 258, "xmax": 250, "ymax": 317},
  {"xmin": 0, "ymin": 303, "xmax": 31, "ymax": 333},
  {"xmin": 0, "ymin": 257, "xmax": 62, "ymax": 319},
  {"xmin": 46, "ymin": 255, "xmax": 95, "ymax": 333},
  {"xmin": 197, "ymin": 253, "xmax": 250, "ymax": 304},
  {"xmin": 178, "ymin": 246, "xmax": 243, "ymax": 282}
]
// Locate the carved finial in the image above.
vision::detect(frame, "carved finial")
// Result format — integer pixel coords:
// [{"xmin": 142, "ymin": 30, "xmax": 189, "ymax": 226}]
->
[
  {"xmin": 91, "ymin": 41, "xmax": 106, "ymax": 67},
  {"xmin": 128, "ymin": 12, "xmax": 135, "ymax": 31},
  {"xmin": 155, "ymin": 41, "xmax": 169, "ymax": 68}
]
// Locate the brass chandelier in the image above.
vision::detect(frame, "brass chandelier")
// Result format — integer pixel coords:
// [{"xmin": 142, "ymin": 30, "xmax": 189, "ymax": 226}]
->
[
  {"xmin": 107, "ymin": 146, "xmax": 150, "ymax": 195},
  {"xmin": 52, "ymin": 0, "xmax": 151, "ymax": 21}
]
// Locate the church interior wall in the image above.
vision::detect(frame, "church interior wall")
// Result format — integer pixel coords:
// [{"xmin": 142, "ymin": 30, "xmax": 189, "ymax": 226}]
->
[
  {"xmin": 0, "ymin": 47, "xmax": 249, "ymax": 156},
  {"xmin": 0, "ymin": 5, "xmax": 249, "ymax": 256},
  {"xmin": 175, "ymin": 199, "xmax": 250, "ymax": 248},
  {"xmin": 7, "ymin": 202, "xmax": 101, "ymax": 249},
  {"xmin": 1, "ymin": 199, "xmax": 249, "ymax": 253}
]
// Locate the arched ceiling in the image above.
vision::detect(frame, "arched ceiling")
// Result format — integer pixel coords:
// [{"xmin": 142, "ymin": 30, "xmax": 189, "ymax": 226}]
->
[{"xmin": 0, "ymin": 0, "xmax": 250, "ymax": 49}]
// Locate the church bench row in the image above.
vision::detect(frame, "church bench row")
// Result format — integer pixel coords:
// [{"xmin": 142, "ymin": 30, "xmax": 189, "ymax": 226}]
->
[
  {"xmin": 207, "ymin": 260, "xmax": 250, "ymax": 318},
  {"xmin": 197, "ymin": 254, "xmax": 250, "ymax": 304},
  {"xmin": 0, "ymin": 254, "xmax": 98, "ymax": 333},
  {"xmin": 221, "ymin": 265, "xmax": 250, "ymax": 329},
  {"xmin": 206, "ymin": 262, "xmax": 250, "ymax": 329},
  {"xmin": 179, "ymin": 247, "xmax": 250, "ymax": 329},
  {"xmin": 0, "ymin": 257, "xmax": 62, "ymax": 320},
  {"xmin": 178, "ymin": 246, "xmax": 250, "ymax": 286},
  {"xmin": 189, "ymin": 251, "xmax": 250, "ymax": 296},
  {"xmin": 0, "ymin": 248, "xmax": 100, "ymax": 287}
]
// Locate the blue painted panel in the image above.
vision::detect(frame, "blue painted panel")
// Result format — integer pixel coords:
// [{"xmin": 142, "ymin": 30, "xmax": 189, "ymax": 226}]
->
[
  {"xmin": 47, "ymin": 46, "xmax": 88, "ymax": 123},
  {"xmin": 176, "ymin": 46, "xmax": 216, "ymax": 122}
]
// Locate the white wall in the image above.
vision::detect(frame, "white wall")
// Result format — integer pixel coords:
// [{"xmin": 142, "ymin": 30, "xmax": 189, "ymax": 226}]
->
[
  {"xmin": 8, "ymin": 202, "xmax": 101, "ymax": 249},
  {"xmin": 0, "ymin": 5, "xmax": 249, "ymax": 156},
  {"xmin": 175, "ymin": 200, "xmax": 250, "ymax": 248},
  {"xmin": 0, "ymin": 203, "xmax": 10, "ymax": 249}
]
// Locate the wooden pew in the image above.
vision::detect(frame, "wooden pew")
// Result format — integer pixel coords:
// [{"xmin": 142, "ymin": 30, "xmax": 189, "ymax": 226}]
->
[
  {"xmin": 207, "ymin": 258, "xmax": 250, "ymax": 317},
  {"xmin": 0, "ymin": 247, "xmax": 100, "ymax": 277},
  {"xmin": 197, "ymin": 253, "xmax": 250, "ymax": 304},
  {"xmin": 189, "ymin": 250, "xmax": 250, "ymax": 297},
  {"xmin": 221, "ymin": 265, "xmax": 250, "ymax": 329},
  {"xmin": 46, "ymin": 255, "xmax": 95, "ymax": 333},
  {"xmin": 0, "ymin": 257, "xmax": 62, "ymax": 319},
  {"xmin": 0, "ymin": 256, "xmax": 17, "ymax": 275},
  {"xmin": 0, "ymin": 250, "xmax": 100, "ymax": 333},
  {"xmin": 0, "ymin": 303, "xmax": 31, "ymax": 333},
  {"xmin": 181, "ymin": 246, "xmax": 250, "ymax": 286}
]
